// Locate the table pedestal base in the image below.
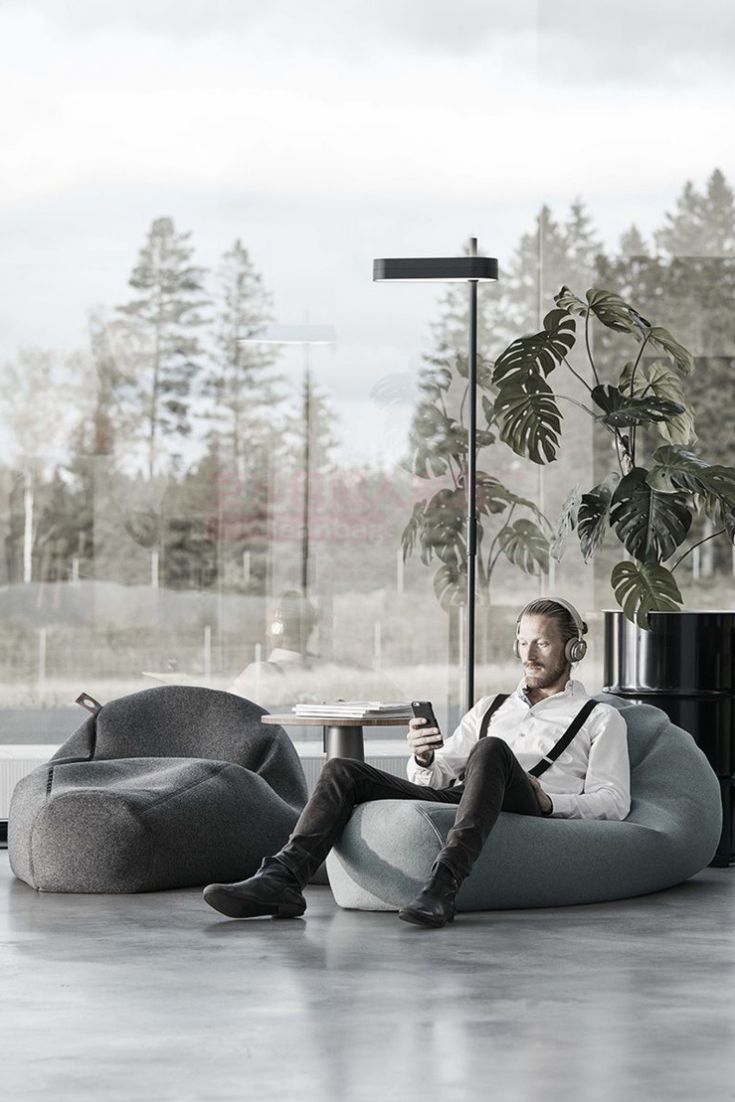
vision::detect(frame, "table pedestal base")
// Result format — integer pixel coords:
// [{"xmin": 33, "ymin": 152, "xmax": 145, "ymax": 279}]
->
[{"xmin": 323, "ymin": 725, "xmax": 364, "ymax": 761}]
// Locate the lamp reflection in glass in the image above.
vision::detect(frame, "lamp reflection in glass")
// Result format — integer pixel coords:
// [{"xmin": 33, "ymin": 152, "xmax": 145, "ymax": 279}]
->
[
  {"xmin": 373, "ymin": 240, "xmax": 498, "ymax": 712},
  {"xmin": 237, "ymin": 324, "xmax": 336, "ymax": 601}
]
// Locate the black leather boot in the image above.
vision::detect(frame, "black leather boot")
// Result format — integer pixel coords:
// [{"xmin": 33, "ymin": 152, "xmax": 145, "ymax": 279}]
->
[
  {"xmin": 203, "ymin": 856, "xmax": 306, "ymax": 919},
  {"xmin": 398, "ymin": 861, "xmax": 461, "ymax": 928}
]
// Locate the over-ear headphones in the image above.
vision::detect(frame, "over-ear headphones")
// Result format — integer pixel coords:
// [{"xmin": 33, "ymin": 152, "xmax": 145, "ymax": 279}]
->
[{"xmin": 513, "ymin": 597, "xmax": 588, "ymax": 664}]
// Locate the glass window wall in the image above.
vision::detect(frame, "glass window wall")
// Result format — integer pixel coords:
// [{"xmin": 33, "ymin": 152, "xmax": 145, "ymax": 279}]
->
[{"xmin": 1, "ymin": 1, "xmax": 734, "ymax": 783}]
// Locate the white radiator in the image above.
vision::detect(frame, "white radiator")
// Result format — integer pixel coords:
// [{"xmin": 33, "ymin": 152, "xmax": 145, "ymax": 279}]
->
[
  {"xmin": 0, "ymin": 743, "xmax": 410, "ymax": 817},
  {"xmin": 0, "ymin": 747, "xmax": 58, "ymax": 818}
]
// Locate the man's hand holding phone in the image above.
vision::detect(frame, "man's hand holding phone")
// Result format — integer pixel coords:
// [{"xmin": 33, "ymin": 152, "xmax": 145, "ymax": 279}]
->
[{"xmin": 408, "ymin": 701, "xmax": 443, "ymax": 767}]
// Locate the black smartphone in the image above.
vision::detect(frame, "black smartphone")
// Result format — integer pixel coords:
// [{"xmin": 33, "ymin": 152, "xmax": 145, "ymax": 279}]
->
[{"xmin": 411, "ymin": 700, "xmax": 443, "ymax": 748}]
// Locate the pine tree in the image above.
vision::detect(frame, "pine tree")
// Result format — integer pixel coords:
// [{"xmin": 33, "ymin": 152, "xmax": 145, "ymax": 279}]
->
[
  {"xmin": 619, "ymin": 224, "xmax": 649, "ymax": 258},
  {"xmin": 656, "ymin": 169, "xmax": 735, "ymax": 257},
  {"xmin": 477, "ymin": 203, "xmax": 604, "ymax": 371},
  {"xmin": 204, "ymin": 240, "xmax": 283, "ymax": 474},
  {"xmin": 596, "ymin": 169, "xmax": 735, "ymax": 577},
  {"xmin": 651, "ymin": 170, "xmax": 735, "ymax": 475},
  {"xmin": 0, "ymin": 347, "xmax": 79, "ymax": 582},
  {"xmin": 563, "ymin": 199, "xmax": 604, "ymax": 289},
  {"xmin": 84, "ymin": 308, "xmax": 123, "ymax": 457},
  {"xmin": 33, "ymin": 468, "xmax": 93, "ymax": 583},
  {"xmin": 116, "ymin": 217, "xmax": 209, "ymax": 479}
]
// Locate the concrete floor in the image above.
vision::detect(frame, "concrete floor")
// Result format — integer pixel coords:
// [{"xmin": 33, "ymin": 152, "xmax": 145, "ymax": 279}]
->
[{"xmin": 3, "ymin": 853, "xmax": 735, "ymax": 1102}]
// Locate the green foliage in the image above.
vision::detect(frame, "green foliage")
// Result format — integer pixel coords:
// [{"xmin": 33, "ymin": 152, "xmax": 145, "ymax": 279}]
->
[
  {"xmin": 585, "ymin": 288, "xmax": 651, "ymax": 334},
  {"xmin": 550, "ymin": 485, "xmax": 582, "ymax": 562},
  {"xmin": 611, "ymin": 561, "xmax": 684, "ymax": 628},
  {"xmin": 496, "ymin": 275, "xmax": 735, "ymax": 628},
  {"xmin": 491, "ymin": 309, "xmax": 573, "ymax": 462},
  {"xmin": 433, "ymin": 561, "xmax": 466, "ymax": 611},
  {"xmin": 493, "ymin": 309, "xmax": 576, "ymax": 381},
  {"xmin": 403, "ymin": 488, "xmax": 465, "ymax": 568},
  {"xmin": 609, "ymin": 468, "xmax": 692, "ymax": 564},
  {"xmin": 646, "ymin": 445, "xmax": 735, "ymax": 504},
  {"xmin": 618, "ymin": 361, "xmax": 696, "ymax": 446},
  {"xmin": 473, "ymin": 473, "xmax": 541, "ymax": 518},
  {"xmin": 590, "ymin": 384, "xmax": 685, "ymax": 428},
  {"xmin": 577, "ymin": 473, "xmax": 620, "ymax": 562},
  {"xmin": 409, "ymin": 404, "xmax": 466, "ymax": 478},
  {"xmin": 401, "ymin": 249, "xmax": 552, "ymax": 609},
  {"xmin": 645, "ymin": 327, "xmax": 694, "ymax": 376},
  {"xmin": 493, "ymin": 377, "xmax": 564, "ymax": 465},
  {"xmin": 498, "ymin": 519, "xmax": 549, "ymax": 576}
]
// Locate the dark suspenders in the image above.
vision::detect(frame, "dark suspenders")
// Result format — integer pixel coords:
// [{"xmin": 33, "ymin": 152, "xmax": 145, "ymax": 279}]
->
[{"xmin": 471, "ymin": 693, "xmax": 599, "ymax": 778}]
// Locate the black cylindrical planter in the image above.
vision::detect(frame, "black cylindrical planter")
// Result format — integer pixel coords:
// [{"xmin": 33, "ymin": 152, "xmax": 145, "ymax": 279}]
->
[{"xmin": 604, "ymin": 609, "xmax": 735, "ymax": 867}]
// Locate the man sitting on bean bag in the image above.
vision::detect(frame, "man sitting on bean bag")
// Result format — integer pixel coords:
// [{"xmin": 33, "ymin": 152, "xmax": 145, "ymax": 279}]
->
[{"xmin": 203, "ymin": 597, "xmax": 630, "ymax": 929}]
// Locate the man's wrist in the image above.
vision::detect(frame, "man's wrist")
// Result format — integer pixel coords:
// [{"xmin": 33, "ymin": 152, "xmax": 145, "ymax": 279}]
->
[{"xmin": 414, "ymin": 751, "xmax": 435, "ymax": 768}]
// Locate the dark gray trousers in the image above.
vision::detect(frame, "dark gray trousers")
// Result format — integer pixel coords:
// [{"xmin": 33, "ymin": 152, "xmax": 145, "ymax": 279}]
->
[{"xmin": 276, "ymin": 736, "xmax": 544, "ymax": 888}]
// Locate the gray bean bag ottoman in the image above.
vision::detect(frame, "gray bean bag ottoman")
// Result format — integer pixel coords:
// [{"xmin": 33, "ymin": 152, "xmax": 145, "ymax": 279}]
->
[
  {"xmin": 326, "ymin": 696, "xmax": 722, "ymax": 911},
  {"xmin": 9, "ymin": 686, "xmax": 308, "ymax": 893}
]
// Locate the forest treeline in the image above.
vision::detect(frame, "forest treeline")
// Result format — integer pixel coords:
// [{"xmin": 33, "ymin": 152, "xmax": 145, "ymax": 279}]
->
[{"xmin": 2, "ymin": 169, "xmax": 734, "ymax": 592}]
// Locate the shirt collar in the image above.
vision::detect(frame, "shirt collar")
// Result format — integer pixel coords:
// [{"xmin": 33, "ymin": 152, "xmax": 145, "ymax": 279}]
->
[{"xmin": 515, "ymin": 677, "xmax": 587, "ymax": 705}]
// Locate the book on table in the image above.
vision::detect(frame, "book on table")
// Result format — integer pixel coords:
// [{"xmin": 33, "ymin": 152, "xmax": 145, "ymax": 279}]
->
[{"xmin": 292, "ymin": 701, "xmax": 413, "ymax": 720}]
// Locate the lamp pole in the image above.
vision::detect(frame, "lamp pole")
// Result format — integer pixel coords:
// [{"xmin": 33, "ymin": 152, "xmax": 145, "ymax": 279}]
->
[
  {"xmin": 302, "ymin": 348, "xmax": 311, "ymax": 595},
  {"xmin": 237, "ymin": 322, "xmax": 336, "ymax": 614},
  {"xmin": 373, "ymin": 244, "xmax": 497, "ymax": 713},
  {"xmin": 466, "ymin": 237, "xmax": 478, "ymax": 708}
]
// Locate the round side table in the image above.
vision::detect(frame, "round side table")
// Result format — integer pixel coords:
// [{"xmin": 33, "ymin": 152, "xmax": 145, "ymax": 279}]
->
[{"xmin": 261, "ymin": 714, "xmax": 410, "ymax": 761}]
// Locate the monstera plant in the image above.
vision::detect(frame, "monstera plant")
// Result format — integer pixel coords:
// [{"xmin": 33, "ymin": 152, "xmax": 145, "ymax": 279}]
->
[
  {"xmin": 491, "ymin": 286, "xmax": 735, "ymax": 626},
  {"xmin": 401, "ymin": 349, "xmax": 551, "ymax": 609}
]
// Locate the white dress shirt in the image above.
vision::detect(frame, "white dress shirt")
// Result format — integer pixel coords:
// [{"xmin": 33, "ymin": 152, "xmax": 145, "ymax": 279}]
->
[{"xmin": 406, "ymin": 678, "xmax": 631, "ymax": 821}]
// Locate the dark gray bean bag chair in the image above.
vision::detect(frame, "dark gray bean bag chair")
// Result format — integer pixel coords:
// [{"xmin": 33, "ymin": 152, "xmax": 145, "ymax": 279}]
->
[
  {"xmin": 9, "ymin": 686, "xmax": 308, "ymax": 893},
  {"xmin": 326, "ymin": 696, "xmax": 722, "ymax": 911}
]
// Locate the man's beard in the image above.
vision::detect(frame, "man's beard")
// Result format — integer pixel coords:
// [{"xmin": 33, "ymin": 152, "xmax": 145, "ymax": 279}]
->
[{"xmin": 524, "ymin": 656, "xmax": 569, "ymax": 689}]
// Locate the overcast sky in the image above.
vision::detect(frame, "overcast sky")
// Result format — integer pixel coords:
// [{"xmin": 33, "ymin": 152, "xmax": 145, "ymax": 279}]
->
[{"xmin": 0, "ymin": 0, "xmax": 733, "ymax": 466}]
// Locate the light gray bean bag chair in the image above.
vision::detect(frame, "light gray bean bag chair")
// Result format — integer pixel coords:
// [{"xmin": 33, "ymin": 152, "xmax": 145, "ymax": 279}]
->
[
  {"xmin": 9, "ymin": 686, "xmax": 308, "ymax": 893},
  {"xmin": 326, "ymin": 696, "xmax": 722, "ymax": 911}
]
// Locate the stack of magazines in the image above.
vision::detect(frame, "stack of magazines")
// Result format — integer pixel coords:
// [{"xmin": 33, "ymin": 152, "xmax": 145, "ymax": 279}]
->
[{"xmin": 292, "ymin": 701, "xmax": 413, "ymax": 720}]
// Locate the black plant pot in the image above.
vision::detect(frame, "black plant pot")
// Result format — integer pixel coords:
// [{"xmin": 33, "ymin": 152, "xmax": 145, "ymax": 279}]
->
[{"xmin": 603, "ymin": 609, "xmax": 735, "ymax": 867}]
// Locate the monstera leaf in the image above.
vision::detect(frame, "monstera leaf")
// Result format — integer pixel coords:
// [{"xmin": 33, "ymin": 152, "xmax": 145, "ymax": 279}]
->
[
  {"xmin": 455, "ymin": 351, "xmax": 495, "ymax": 390},
  {"xmin": 409, "ymin": 405, "xmax": 466, "ymax": 478},
  {"xmin": 401, "ymin": 500, "xmax": 426, "ymax": 561},
  {"xmin": 590, "ymin": 385, "xmax": 685, "ymax": 428},
  {"xmin": 618, "ymin": 361, "xmax": 696, "ymax": 446},
  {"xmin": 475, "ymin": 428, "xmax": 496, "ymax": 449},
  {"xmin": 491, "ymin": 308, "xmax": 574, "ymax": 464},
  {"xmin": 585, "ymin": 288, "xmax": 650, "ymax": 334},
  {"xmin": 550, "ymin": 484, "xmax": 582, "ymax": 562},
  {"xmin": 646, "ymin": 445, "xmax": 735, "ymax": 506},
  {"xmin": 554, "ymin": 286, "xmax": 588, "ymax": 317},
  {"xmin": 433, "ymin": 561, "xmax": 466, "ymax": 610},
  {"xmin": 611, "ymin": 561, "xmax": 683, "ymax": 628},
  {"xmin": 556, "ymin": 286, "xmax": 644, "ymax": 330},
  {"xmin": 411, "ymin": 362, "xmax": 453, "ymax": 401},
  {"xmin": 493, "ymin": 308, "xmax": 576, "ymax": 384},
  {"xmin": 420, "ymin": 487, "xmax": 466, "ymax": 566},
  {"xmin": 577, "ymin": 473, "xmax": 620, "ymax": 562},
  {"xmin": 610, "ymin": 468, "xmax": 691, "ymax": 564},
  {"xmin": 493, "ymin": 376, "xmax": 563, "ymax": 464},
  {"xmin": 472, "ymin": 472, "xmax": 524, "ymax": 516},
  {"xmin": 702, "ymin": 495, "xmax": 735, "ymax": 543},
  {"xmin": 646, "ymin": 326, "xmax": 694, "ymax": 376},
  {"xmin": 498, "ymin": 519, "xmax": 549, "ymax": 575}
]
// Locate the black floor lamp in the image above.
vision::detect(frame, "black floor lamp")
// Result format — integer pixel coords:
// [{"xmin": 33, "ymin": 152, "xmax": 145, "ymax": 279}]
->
[{"xmin": 373, "ymin": 239, "xmax": 498, "ymax": 712}]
